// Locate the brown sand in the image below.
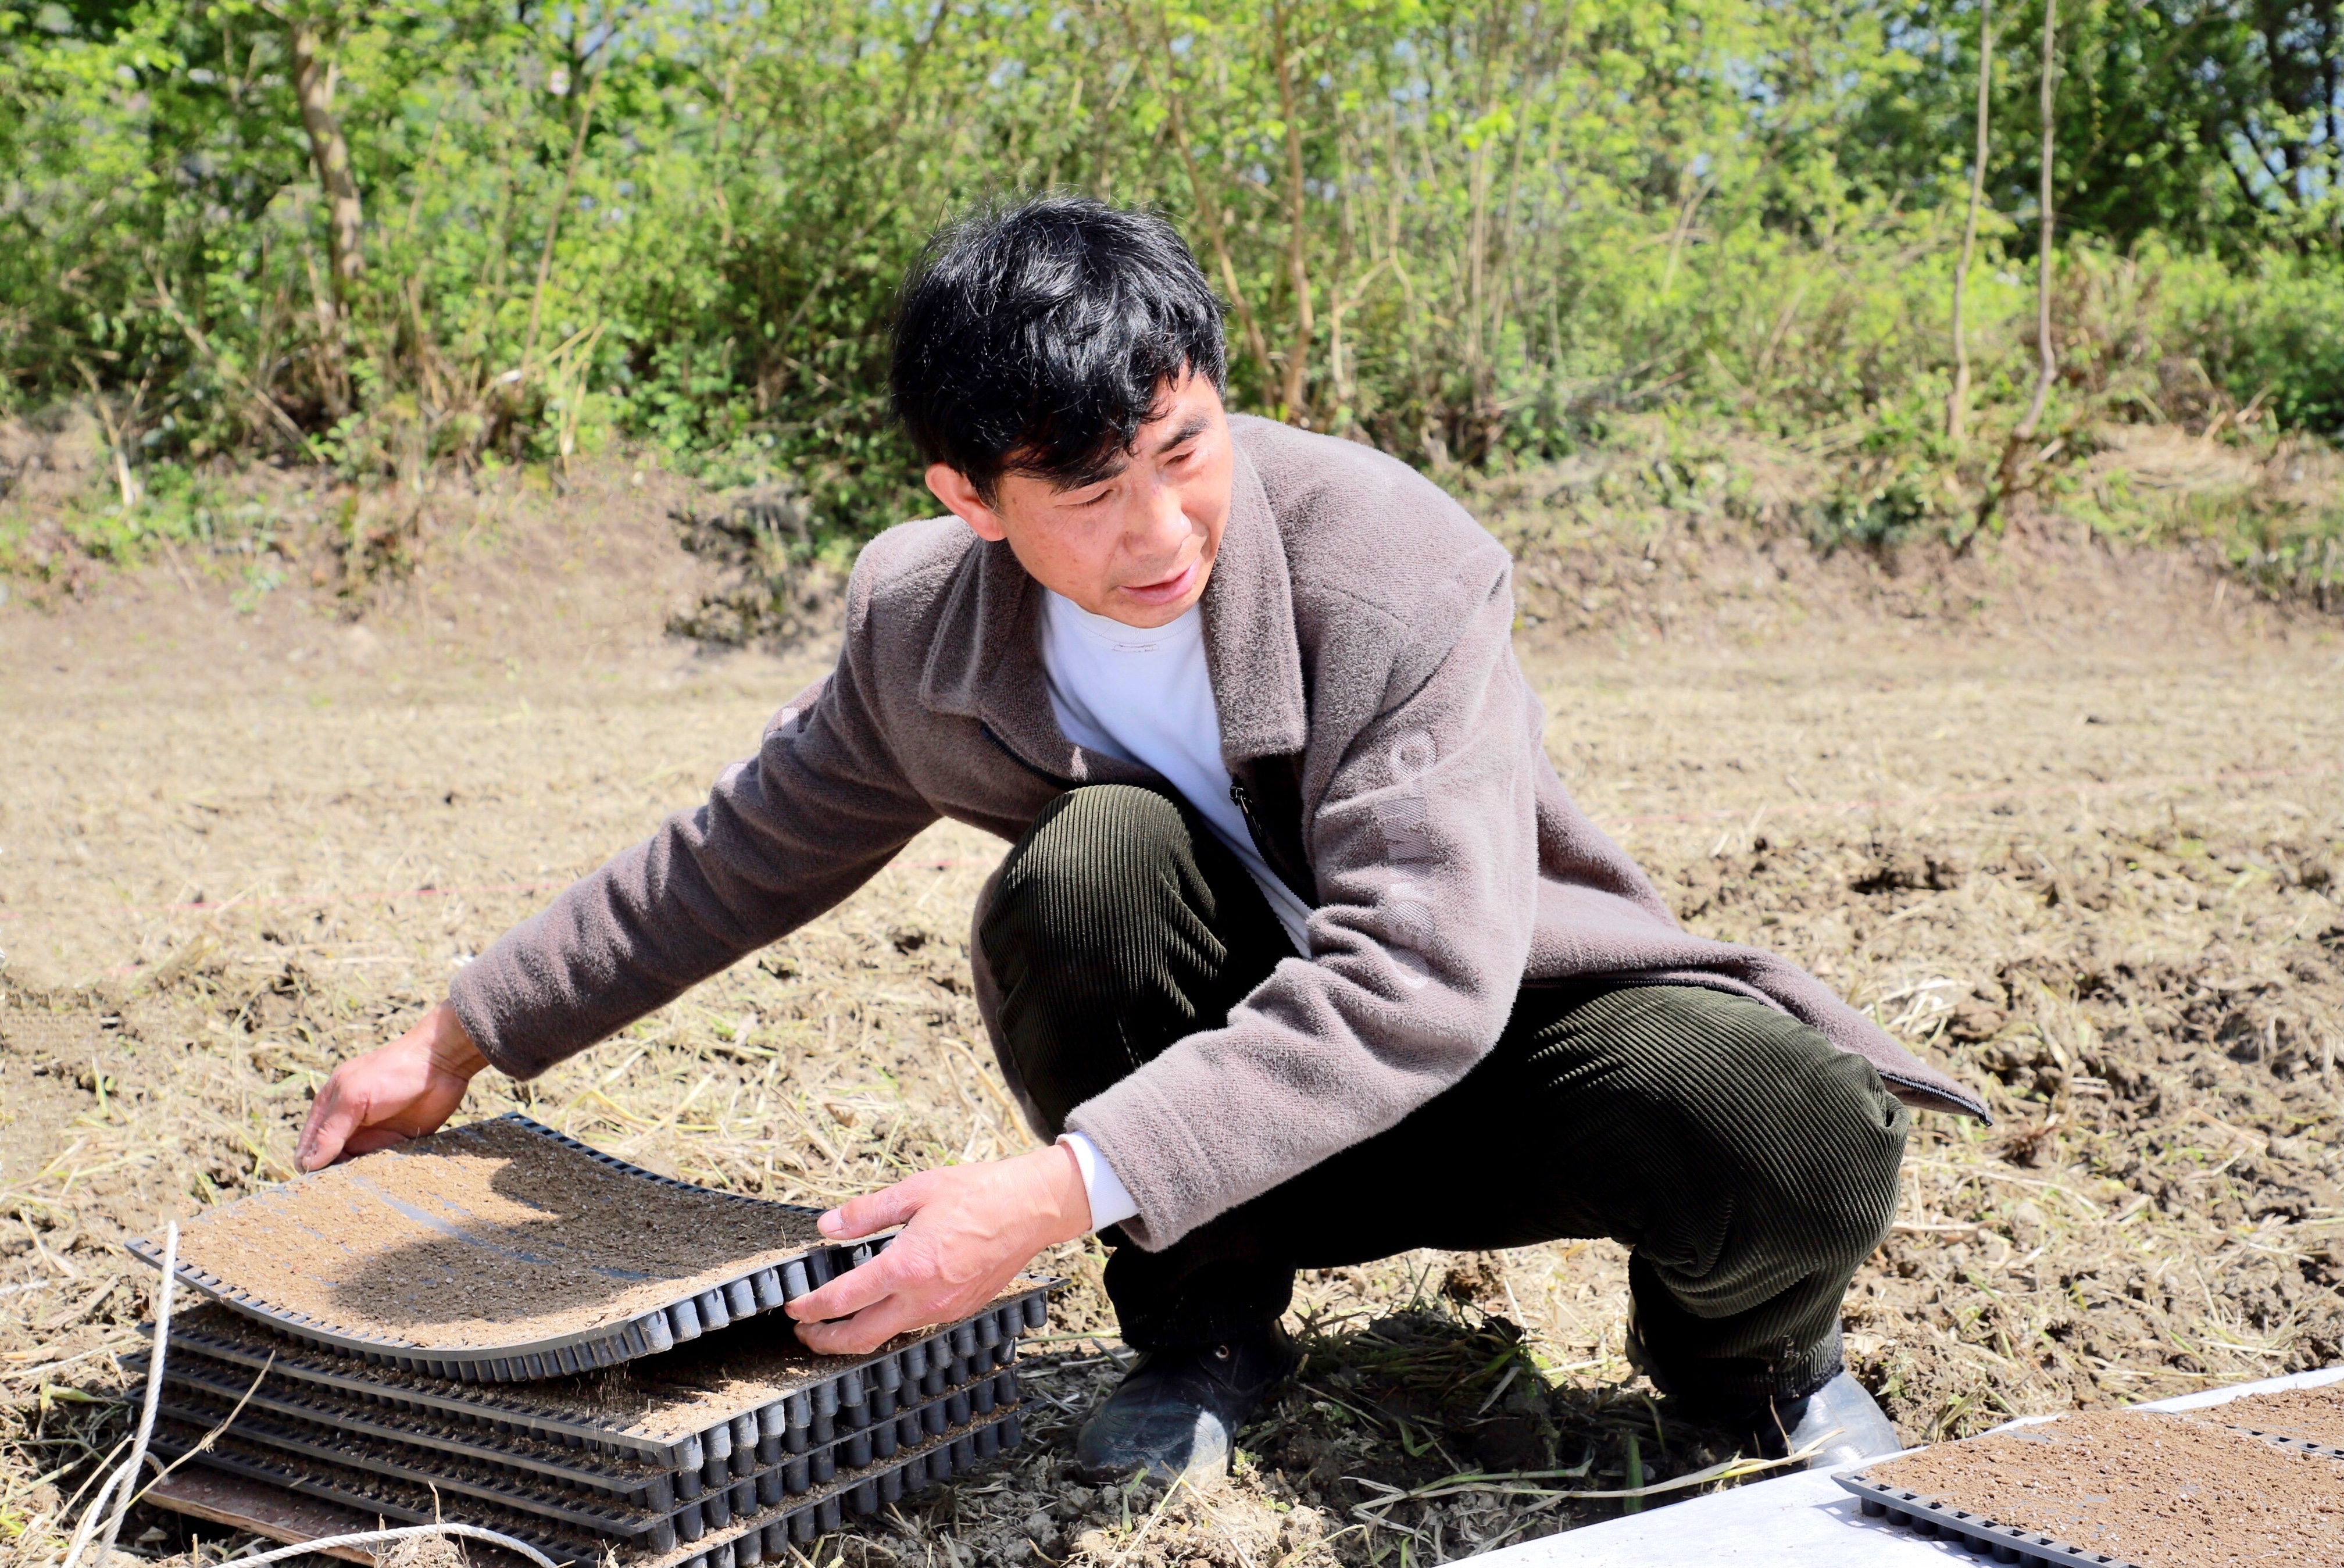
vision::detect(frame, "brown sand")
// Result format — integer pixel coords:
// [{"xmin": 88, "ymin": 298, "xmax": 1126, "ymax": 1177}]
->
[
  {"xmin": 2214, "ymin": 1383, "xmax": 2344, "ymax": 1452},
  {"xmin": 167, "ymin": 1119, "xmax": 826, "ymax": 1348},
  {"xmin": 1866, "ymin": 1410, "xmax": 2344, "ymax": 1567}
]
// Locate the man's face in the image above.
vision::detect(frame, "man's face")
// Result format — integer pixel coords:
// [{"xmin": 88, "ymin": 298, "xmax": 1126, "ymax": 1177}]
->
[{"xmin": 924, "ymin": 372, "xmax": 1232, "ymax": 629}]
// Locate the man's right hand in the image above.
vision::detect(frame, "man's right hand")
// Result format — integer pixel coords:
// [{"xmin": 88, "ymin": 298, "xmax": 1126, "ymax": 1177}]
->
[{"xmin": 296, "ymin": 1002, "xmax": 488, "ymax": 1172}]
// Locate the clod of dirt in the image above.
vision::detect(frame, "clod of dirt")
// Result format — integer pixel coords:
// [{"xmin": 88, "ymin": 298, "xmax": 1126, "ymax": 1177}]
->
[
  {"xmin": 1864, "ymin": 1409, "xmax": 2344, "ymax": 1567},
  {"xmin": 161, "ymin": 1116, "xmax": 824, "ymax": 1349},
  {"xmin": 1438, "ymin": 1252, "xmax": 1507, "ymax": 1306}
]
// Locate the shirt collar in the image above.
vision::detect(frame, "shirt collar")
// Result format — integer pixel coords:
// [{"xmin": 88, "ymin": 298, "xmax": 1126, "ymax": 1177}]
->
[{"xmin": 919, "ymin": 422, "xmax": 1309, "ymax": 771}]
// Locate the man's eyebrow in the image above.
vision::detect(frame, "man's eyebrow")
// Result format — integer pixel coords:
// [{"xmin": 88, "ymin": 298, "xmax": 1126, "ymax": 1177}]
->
[
  {"xmin": 1149, "ymin": 415, "xmax": 1212, "ymax": 455},
  {"xmin": 1046, "ymin": 414, "xmax": 1212, "ymax": 494},
  {"xmin": 1058, "ymin": 453, "xmax": 1129, "ymax": 491}
]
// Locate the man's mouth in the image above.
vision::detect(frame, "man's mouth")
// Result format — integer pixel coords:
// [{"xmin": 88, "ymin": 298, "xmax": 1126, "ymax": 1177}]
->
[{"xmin": 1119, "ymin": 558, "xmax": 1200, "ymax": 606}]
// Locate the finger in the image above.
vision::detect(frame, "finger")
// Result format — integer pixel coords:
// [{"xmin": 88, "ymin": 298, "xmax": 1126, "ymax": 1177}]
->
[
  {"xmin": 787, "ymin": 1244, "xmax": 904, "ymax": 1324},
  {"xmin": 340, "ymin": 1124, "xmax": 419, "ymax": 1160},
  {"xmin": 817, "ymin": 1181, "xmax": 926, "ymax": 1242},
  {"xmin": 295, "ymin": 1070, "xmax": 338, "ymax": 1158},
  {"xmin": 795, "ymin": 1294, "xmax": 923, "ymax": 1357},
  {"xmin": 296, "ymin": 1076, "xmax": 362, "ymax": 1172}
]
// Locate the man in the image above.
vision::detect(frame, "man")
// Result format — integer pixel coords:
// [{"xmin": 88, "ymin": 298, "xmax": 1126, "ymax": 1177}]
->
[{"xmin": 299, "ymin": 197, "xmax": 1985, "ymax": 1483}]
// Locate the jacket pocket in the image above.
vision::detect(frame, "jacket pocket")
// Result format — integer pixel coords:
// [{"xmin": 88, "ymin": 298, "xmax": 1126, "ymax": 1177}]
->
[{"xmin": 1228, "ymin": 754, "xmax": 1315, "ymax": 906}]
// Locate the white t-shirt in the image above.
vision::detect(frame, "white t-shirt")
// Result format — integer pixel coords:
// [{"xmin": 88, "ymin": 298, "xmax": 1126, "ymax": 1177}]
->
[
  {"xmin": 1037, "ymin": 590, "xmax": 1314, "ymax": 948},
  {"xmin": 1037, "ymin": 588, "xmax": 1316, "ymax": 1233}
]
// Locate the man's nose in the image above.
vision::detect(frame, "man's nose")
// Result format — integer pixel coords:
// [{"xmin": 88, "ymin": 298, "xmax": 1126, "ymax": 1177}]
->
[{"xmin": 1127, "ymin": 473, "xmax": 1191, "ymax": 556}]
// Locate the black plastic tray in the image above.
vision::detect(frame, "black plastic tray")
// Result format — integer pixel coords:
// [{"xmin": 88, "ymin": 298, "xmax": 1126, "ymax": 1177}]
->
[
  {"xmin": 152, "ymin": 1367, "xmax": 1019, "ymax": 1549},
  {"xmin": 127, "ymin": 1114, "xmax": 890, "ymax": 1382},
  {"xmin": 148, "ymin": 1280, "xmax": 1053, "ymax": 1469},
  {"xmin": 639, "ymin": 1405, "xmax": 1026, "ymax": 1568},
  {"xmin": 2220, "ymin": 1419, "xmax": 2344, "ymax": 1462},
  {"xmin": 151, "ymin": 1346, "xmax": 1017, "ymax": 1505},
  {"xmin": 151, "ymin": 1401, "xmax": 1026, "ymax": 1568},
  {"xmin": 1841, "ymin": 1414, "xmax": 2344, "ymax": 1566},
  {"xmin": 1836, "ymin": 1473, "xmax": 2145, "ymax": 1567}
]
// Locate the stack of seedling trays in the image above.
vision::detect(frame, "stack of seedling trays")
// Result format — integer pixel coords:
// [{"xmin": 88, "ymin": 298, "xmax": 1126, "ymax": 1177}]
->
[
  {"xmin": 127, "ymin": 1115, "xmax": 1053, "ymax": 1568},
  {"xmin": 1836, "ymin": 1380, "xmax": 2344, "ymax": 1567}
]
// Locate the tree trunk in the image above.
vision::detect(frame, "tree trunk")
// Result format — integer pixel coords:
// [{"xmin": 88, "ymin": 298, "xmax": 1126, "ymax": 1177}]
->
[
  {"xmin": 2324, "ymin": 2, "xmax": 2341, "ymax": 243},
  {"xmin": 289, "ymin": 21, "xmax": 365, "ymax": 302},
  {"xmin": 1270, "ymin": 0, "xmax": 1314, "ymax": 423},
  {"xmin": 1946, "ymin": 0, "xmax": 1992, "ymax": 443},
  {"xmin": 1966, "ymin": 0, "xmax": 2059, "ymax": 552},
  {"xmin": 2011, "ymin": 0, "xmax": 2058, "ymax": 447},
  {"xmin": 519, "ymin": 64, "xmax": 601, "ymax": 391},
  {"xmin": 1139, "ymin": 2, "xmax": 1271, "ymax": 386}
]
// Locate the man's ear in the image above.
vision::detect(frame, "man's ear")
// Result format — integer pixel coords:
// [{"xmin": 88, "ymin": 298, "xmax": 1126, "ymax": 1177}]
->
[{"xmin": 925, "ymin": 463, "xmax": 1008, "ymax": 542}]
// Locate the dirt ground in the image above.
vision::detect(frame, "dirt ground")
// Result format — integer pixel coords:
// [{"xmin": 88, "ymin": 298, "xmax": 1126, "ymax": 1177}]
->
[{"xmin": 2, "ymin": 479, "xmax": 2341, "ymax": 1566}]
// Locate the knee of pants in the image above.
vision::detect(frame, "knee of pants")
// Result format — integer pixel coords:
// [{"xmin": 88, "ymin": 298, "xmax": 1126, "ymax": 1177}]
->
[
  {"xmin": 1568, "ymin": 988, "xmax": 1910, "ymax": 1279},
  {"xmin": 976, "ymin": 784, "xmax": 1194, "ymax": 970},
  {"xmin": 1746, "ymin": 1042, "xmax": 1911, "ymax": 1271},
  {"xmin": 972, "ymin": 785, "xmax": 1203, "ymax": 1131}
]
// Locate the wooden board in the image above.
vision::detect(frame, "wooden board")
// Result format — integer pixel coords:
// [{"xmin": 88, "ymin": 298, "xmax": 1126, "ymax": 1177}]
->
[
  {"xmin": 144, "ymin": 1465, "xmax": 386, "ymax": 1565},
  {"xmin": 143, "ymin": 1463, "xmax": 537, "ymax": 1568}
]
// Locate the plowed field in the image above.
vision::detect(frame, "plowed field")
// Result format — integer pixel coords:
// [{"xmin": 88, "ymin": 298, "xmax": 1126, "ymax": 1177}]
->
[{"xmin": 3, "ymin": 500, "xmax": 2339, "ymax": 1565}]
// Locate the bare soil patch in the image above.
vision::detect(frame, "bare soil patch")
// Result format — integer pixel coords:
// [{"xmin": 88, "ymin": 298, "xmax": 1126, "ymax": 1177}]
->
[
  {"xmin": 1866, "ymin": 1409, "xmax": 2344, "ymax": 1566},
  {"xmin": 2, "ymin": 501, "xmax": 2340, "ymax": 1565},
  {"xmin": 160, "ymin": 1117, "xmax": 822, "ymax": 1348}
]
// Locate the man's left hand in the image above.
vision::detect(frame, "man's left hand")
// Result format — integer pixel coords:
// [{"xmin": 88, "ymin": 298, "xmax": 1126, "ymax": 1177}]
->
[{"xmin": 787, "ymin": 1144, "xmax": 1093, "ymax": 1355}]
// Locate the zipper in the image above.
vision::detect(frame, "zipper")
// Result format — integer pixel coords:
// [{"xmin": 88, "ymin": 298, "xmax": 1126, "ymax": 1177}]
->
[
  {"xmin": 1230, "ymin": 777, "xmax": 1316, "ymax": 906},
  {"xmin": 1229, "ymin": 779, "xmax": 1267, "ymax": 857}
]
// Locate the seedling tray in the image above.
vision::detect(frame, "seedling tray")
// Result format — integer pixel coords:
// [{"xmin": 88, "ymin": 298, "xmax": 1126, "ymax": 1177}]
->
[
  {"xmin": 151, "ymin": 1367, "xmax": 1020, "ymax": 1550},
  {"xmin": 148, "ymin": 1280, "xmax": 1053, "ymax": 1470},
  {"xmin": 151, "ymin": 1351, "xmax": 1017, "ymax": 1508},
  {"xmin": 2220, "ymin": 1419, "xmax": 2344, "ymax": 1462},
  {"xmin": 1835, "ymin": 1473, "xmax": 2145, "ymax": 1567},
  {"xmin": 128, "ymin": 1115, "xmax": 889, "ymax": 1381},
  {"xmin": 1842, "ymin": 1405, "xmax": 2344, "ymax": 1567},
  {"xmin": 149, "ymin": 1401, "xmax": 1027, "ymax": 1568}
]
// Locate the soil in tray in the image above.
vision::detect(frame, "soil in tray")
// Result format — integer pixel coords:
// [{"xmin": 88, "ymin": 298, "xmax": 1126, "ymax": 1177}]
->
[
  {"xmin": 168, "ymin": 1283, "xmax": 1034, "ymax": 1444},
  {"xmin": 2213, "ymin": 1381, "xmax": 2344, "ymax": 1450},
  {"xmin": 1863, "ymin": 1409, "xmax": 2344, "ymax": 1567},
  {"xmin": 169, "ymin": 1119, "xmax": 824, "ymax": 1348},
  {"xmin": 551, "ymin": 1285, "xmax": 1026, "ymax": 1441}
]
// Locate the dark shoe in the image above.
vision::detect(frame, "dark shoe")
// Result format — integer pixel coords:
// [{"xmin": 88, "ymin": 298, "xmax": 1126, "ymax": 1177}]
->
[
  {"xmin": 1734, "ymin": 1371, "xmax": 1905, "ymax": 1471},
  {"xmin": 1073, "ymin": 1326, "xmax": 1296, "ymax": 1483}
]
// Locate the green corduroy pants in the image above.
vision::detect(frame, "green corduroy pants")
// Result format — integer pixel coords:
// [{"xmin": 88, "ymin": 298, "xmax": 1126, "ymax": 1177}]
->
[{"xmin": 975, "ymin": 785, "xmax": 1907, "ymax": 1404}]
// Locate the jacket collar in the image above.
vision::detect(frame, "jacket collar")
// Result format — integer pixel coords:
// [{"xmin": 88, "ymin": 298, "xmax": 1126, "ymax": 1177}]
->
[
  {"xmin": 1200, "ymin": 431, "xmax": 1310, "ymax": 761},
  {"xmin": 917, "ymin": 423, "xmax": 1310, "ymax": 773}
]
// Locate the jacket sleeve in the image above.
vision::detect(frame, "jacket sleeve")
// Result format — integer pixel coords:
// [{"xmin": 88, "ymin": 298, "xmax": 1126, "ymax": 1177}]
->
[
  {"xmin": 1065, "ymin": 566, "xmax": 1538, "ymax": 1248},
  {"xmin": 448, "ymin": 578, "xmax": 939, "ymax": 1080}
]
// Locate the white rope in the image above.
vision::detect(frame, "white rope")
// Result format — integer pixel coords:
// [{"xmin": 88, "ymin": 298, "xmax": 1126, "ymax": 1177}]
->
[
  {"xmin": 49, "ymin": 1219, "xmax": 560, "ymax": 1568},
  {"xmin": 220, "ymin": 1523, "xmax": 561, "ymax": 1568},
  {"xmin": 95, "ymin": 1219, "xmax": 175, "ymax": 1565},
  {"xmin": 60, "ymin": 1221, "xmax": 176, "ymax": 1568},
  {"xmin": 55, "ymin": 1469, "xmax": 128, "ymax": 1568}
]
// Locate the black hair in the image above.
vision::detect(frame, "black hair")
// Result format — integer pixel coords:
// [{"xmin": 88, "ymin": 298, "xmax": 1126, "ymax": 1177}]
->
[{"xmin": 890, "ymin": 195, "xmax": 1227, "ymax": 502}]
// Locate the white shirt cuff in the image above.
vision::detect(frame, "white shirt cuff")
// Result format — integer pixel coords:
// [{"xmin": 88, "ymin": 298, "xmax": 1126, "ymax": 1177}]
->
[{"xmin": 1057, "ymin": 1132, "xmax": 1141, "ymax": 1233}]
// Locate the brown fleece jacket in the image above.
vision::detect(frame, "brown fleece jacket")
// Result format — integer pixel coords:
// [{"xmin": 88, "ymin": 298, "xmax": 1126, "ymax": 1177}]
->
[{"xmin": 449, "ymin": 416, "xmax": 1987, "ymax": 1249}]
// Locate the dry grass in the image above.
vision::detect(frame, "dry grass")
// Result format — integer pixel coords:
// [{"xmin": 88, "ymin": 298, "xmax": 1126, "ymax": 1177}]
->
[{"xmin": 2, "ymin": 512, "xmax": 2341, "ymax": 1564}]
